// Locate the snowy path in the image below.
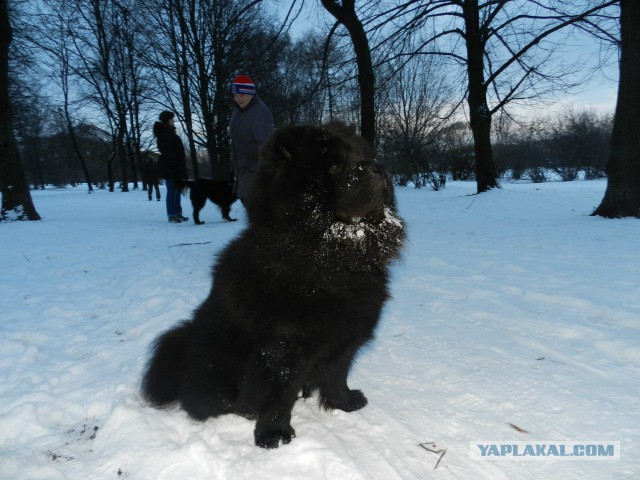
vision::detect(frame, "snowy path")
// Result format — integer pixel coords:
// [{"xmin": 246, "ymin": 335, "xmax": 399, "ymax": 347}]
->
[{"xmin": 1, "ymin": 180, "xmax": 638, "ymax": 479}]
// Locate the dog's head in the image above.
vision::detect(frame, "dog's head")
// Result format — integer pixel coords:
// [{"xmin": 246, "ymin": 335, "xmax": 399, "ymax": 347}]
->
[
  {"xmin": 246, "ymin": 121, "xmax": 404, "ymax": 267},
  {"xmin": 249, "ymin": 122, "xmax": 395, "ymax": 226}
]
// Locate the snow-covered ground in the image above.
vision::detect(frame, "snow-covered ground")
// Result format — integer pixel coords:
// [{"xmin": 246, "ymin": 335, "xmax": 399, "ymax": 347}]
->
[{"xmin": 1, "ymin": 179, "xmax": 638, "ymax": 479}]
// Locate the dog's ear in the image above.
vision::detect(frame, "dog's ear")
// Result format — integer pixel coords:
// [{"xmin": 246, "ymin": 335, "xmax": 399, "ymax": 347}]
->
[
  {"xmin": 321, "ymin": 120, "xmax": 357, "ymax": 137},
  {"xmin": 267, "ymin": 127, "xmax": 300, "ymax": 165},
  {"xmin": 268, "ymin": 125, "xmax": 336, "ymax": 165}
]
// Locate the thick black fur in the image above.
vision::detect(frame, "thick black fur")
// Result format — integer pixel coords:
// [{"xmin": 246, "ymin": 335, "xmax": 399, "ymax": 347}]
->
[
  {"xmin": 142, "ymin": 122, "xmax": 404, "ymax": 449},
  {"xmin": 180, "ymin": 179, "xmax": 237, "ymax": 224}
]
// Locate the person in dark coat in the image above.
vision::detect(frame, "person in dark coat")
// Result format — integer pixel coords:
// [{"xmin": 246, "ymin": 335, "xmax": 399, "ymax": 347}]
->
[
  {"xmin": 141, "ymin": 155, "xmax": 161, "ymax": 201},
  {"xmin": 153, "ymin": 111, "xmax": 188, "ymax": 223},
  {"xmin": 229, "ymin": 75, "xmax": 273, "ymax": 206}
]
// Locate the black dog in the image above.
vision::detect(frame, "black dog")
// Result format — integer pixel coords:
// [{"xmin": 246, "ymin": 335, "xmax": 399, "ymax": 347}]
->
[
  {"xmin": 180, "ymin": 179, "xmax": 237, "ymax": 224},
  {"xmin": 142, "ymin": 122, "xmax": 404, "ymax": 448}
]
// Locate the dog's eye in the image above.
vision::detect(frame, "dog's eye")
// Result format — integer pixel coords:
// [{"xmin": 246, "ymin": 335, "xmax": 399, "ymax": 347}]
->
[
  {"xmin": 329, "ymin": 164, "xmax": 343, "ymax": 175},
  {"xmin": 279, "ymin": 147, "xmax": 293, "ymax": 161}
]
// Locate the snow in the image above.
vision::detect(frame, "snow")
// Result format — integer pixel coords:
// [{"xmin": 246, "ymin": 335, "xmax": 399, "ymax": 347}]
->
[
  {"xmin": 1, "ymin": 179, "xmax": 638, "ymax": 479},
  {"xmin": 325, "ymin": 208, "xmax": 401, "ymax": 240}
]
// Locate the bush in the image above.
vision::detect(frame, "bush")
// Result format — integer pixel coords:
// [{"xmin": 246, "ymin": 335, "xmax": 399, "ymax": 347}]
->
[
  {"xmin": 526, "ymin": 167, "xmax": 547, "ymax": 183},
  {"xmin": 494, "ymin": 110, "xmax": 612, "ymax": 182}
]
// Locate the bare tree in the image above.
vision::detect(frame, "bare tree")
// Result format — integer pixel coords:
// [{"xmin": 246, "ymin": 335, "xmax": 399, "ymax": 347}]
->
[
  {"xmin": 19, "ymin": 0, "xmax": 97, "ymax": 191},
  {"xmin": 493, "ymin": 111, "xmax": 611, "ymax": 182},
  {"xmin": 371, "ymin": 0, "xmax": 618, "ymax": 193},
  {"xmin": 0, "ymin": 0, "xmax": 40, "ymax": 220},
  {"xmin": 263, "ymin": 32, "xmax": 338, "ymax": 125},
  {"xmin": 138, "ymin": 0, "xmax": 277, "ymax": 180},
  {"xmin": 46, "ymin": 0, "xmax": 148, "ymax": 192},
  {"xmin": 55, "ymin": 8, "xmax": 94, "ymax": 192},
  {"xmin": 86, "ymin": 0, "xmax": 137, "ymax": 191},
  {"xmin": 545, "ymin": 110, "xmax": 611, "ymax": 181},
  {"xmin": 137, "ymin": 0, "xmax": 200, "ymax": 175},
  {"xmin": 593, "ymin": 0, "xmax": 640, "ymax": 218},
  {"xmin": 9, "ymin": 72, "xmax": 52, "ymax": 190},
  {"xmin": 321, "ymin": 0, "xmax": 376, "ymax": 145},
  {"xmin": 378, "ymin": 55, "xmax": 457, "ymax": 188}
]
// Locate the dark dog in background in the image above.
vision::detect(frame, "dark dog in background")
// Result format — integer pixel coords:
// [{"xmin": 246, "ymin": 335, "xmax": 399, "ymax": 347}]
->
[{"xmin": 179, "ymin": 179, "xmax": 237, "ymax": 224}]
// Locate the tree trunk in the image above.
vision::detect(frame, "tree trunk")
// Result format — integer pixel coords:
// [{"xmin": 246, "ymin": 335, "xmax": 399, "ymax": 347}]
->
[
  {"xmin": 210, "ymin": 67, "xmax": 231, "ymax": 181},
  {"xmin": 209, "ymin": 36, "xmax": 232, "ymax": 182},
  {"xmin": 59, "ymin": 41, "xmax": 93, "ymax": 192},
  {"xmin": 321, "ymin": 0, "xmax": 376, "ymax": 146},
  {"xmin": 117, "ymin": 125, "xmax": 129, "ymax": 192},
  {"xmin": 107, "ymin": 140, "xmax": 116, "ymax": 192},
  {"xmin": 63, "ymin": 108, "xmax": 93, "ymax": 193},
  {"xmin": 463, "ymin": 0, "xmax": 499, "ymax": 193},
  {"xmin": 0, "ymin": 0, "xmax": 40, "ymax": 221},
  {"xmin": 592, "ymin": 0, "xmax": 640, "ymax": 218},
  {"xmin": 176, "ymin": 20, "xmax": 199, "ymax": 179}
]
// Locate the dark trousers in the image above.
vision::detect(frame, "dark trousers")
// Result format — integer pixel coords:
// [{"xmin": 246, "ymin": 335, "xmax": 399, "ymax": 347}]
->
[
  {"xmin": 164, "ymin": 179, "xmax": 183, "ymax": 218},
  {"xmin": 147, "ymin": 181, "xmax": 161, "ymax": 200}
]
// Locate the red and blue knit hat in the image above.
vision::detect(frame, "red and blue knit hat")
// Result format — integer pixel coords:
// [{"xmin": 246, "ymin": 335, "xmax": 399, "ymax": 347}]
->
[{"xmin": 231, "ymin": 75, "xmax": 256, "ymax": 95}]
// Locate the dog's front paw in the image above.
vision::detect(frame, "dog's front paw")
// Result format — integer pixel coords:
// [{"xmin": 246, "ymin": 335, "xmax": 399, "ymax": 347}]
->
[
  {"xmin": 322, "ymin": 389, "xmax": 368, "ymax": 412},
  {"xmin": 254, "ymin": 425, "xmax": 296, "ymax": 449}
]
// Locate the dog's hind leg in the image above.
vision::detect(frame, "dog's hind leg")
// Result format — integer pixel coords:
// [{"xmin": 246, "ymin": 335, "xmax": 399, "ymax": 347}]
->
[
  {"xmin": 190, "ymin": 192, "xmax": 207, "ymax": 225},
  {"xmin": 220, "ymin": 204, "xmax": 237, "ymax": 222},
  {"xmin": 179, "ymin": 341, "xmax": 240, "ymax": 420}
]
